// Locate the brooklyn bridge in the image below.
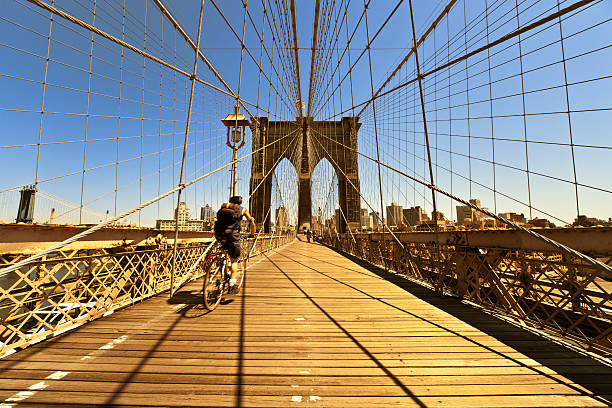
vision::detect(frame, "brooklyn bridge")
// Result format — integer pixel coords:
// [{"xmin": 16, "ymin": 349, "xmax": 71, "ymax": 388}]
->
[{"xmin": 0, "ymin": 0, "xmax": 611, "ymax": 406}]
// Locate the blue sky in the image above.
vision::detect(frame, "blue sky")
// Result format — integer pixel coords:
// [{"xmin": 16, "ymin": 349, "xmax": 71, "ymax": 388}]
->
[{"xmin": 0, "ymin": 0, "xmax": 610, "ymax": 227}]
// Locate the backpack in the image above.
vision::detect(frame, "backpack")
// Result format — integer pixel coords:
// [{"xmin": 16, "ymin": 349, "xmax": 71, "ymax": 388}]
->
[{"xmin": 215, "ymin": 203, "xmax": 242, "ymax": 231}]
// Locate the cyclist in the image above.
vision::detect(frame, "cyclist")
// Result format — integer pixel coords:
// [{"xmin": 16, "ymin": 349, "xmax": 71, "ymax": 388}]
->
[{"xmin": 214, "ymin": 196, "xmax": 256, "ymax": 291}]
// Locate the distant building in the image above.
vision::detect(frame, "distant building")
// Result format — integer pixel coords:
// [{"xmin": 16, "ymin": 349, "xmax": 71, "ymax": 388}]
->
[
  {"xmin": 431, "ymin": 210, "xmax": 444, "ymax": 221},
  {"xmin": 156, "ymin": 202, "xmax": 206, "ymax": 231},
  {"xmin": 200, "ymin": 204, "xmax": 216, "ymax": 221},
  {"xmin": 573, "ymin": 215, "xmax": 611, "ymax": 227},
  {"xmin": 403, "ymin": 206, "xmax": 427, "ymax": 227},
  {"xmin": 456, "ymin": 206, "xmax": 472, "ymax": 226},
  {"xmin": 386, "ymin": 202, "xmax": 403, "ymax": 227},
  {"xmin": 311, "ymin": 207, "xmax": 324, "ymax": 231},
  {"xmin": 498, "ymin": 212, "xmax": 526, "ymax": 225},
  {"xmin": 370, "ymin": 211, "xmax": 381, "ymax": 227},
  {"xmin": 326, "ymin": 213, "xmax": 337, "ymax": 232},
  {"xmin": 176, "ymin": 202, "xmax": 190, "ymax": 223},
  {"xmin": 276, "ymin": 206, "xmax": 289, "ymax": 228},
  {"xmin": 417, "ymin": 219, "xmax": 450, "ymax": 231},
  {"xmin": 456, "ymin": 199, "xmax": 482, "ymax": 225},
  {"xmin": 418, "ymin": 210, "xmax": 452, "ymax": 230},
  {"xmin": 528, "ymin": 218, "xmax": 555, "ymax": 228},
  {"xmin": 360, "ymin": 208, "xmax": 373, "ymax": 229}
]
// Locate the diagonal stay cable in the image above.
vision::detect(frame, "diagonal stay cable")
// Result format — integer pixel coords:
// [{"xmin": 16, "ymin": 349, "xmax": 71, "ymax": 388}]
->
[
  {"xmin": 24, "ymin": 0, "xmax": 284, "ymax": 122},
  {"xmin": 208, "ymin": 0, "xmax": 296, "ymax": 114},
  {"xmin": 0, "ymin": 129, "xmax": 300, "ymax": 277},
  {"xmin": 309, "ymin": 127, "xmax": 612, "ymax": 276},
  {"xmin": 340, "ymin": 0, "xmax": 596, "ymax": 118},
  {"xmin": 311, "ymin": 0, "xmax": 403, "ymax": 118},
  {"xmin": 309, "ymin": 129, "xmax": 427, "ymax": 275},
  {"xmin": 356, "ymin": 0, "xmax": 457, "ymax": 117}
]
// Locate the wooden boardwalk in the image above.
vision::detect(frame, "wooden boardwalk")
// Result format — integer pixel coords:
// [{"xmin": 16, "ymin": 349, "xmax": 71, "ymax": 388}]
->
[{"xmin": 1, "ymin": 239, "xmax": 611, "ymax": 407}]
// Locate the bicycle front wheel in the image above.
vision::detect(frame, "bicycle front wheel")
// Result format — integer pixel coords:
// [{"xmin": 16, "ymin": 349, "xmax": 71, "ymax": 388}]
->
[{"xmin": 203, "ymin": 256, "xmax": 224, "ymax": 310}]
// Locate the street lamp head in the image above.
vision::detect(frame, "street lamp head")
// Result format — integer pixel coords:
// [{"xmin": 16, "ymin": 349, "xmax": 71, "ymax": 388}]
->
[{"xmin": 221, "ymin": 105, "xmax": 250, "ymax": 128}]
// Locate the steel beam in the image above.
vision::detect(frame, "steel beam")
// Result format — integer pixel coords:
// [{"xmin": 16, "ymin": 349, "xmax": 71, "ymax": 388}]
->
[
  {"xmin": 361, "ymin": 228, "xmax": 612, "ymax": 258},
  {"xmin": 0, "ymin": 224, "xmax": 214, "ymax": 254}
]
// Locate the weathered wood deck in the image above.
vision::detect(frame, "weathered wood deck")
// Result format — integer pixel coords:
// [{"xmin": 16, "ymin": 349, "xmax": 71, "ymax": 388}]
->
[{"xmin": 1, "ymin": 239, "xmax": 611, "ymax": 407}]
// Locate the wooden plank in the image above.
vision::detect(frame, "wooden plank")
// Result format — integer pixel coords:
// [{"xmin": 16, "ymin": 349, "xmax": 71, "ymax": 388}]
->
[
  {"xmin": 0, "ymin": 240, "xmax": 609, "ymax": 407},
  {"xmin": 0, "ymin": 391, "xmax": 607, "ymax": 407}
]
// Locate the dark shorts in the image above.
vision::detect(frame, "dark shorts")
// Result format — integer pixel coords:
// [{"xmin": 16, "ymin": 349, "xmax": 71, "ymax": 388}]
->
[{"xmin": 215, "ymin": 229, "xmax": 241, "ymax": 259}]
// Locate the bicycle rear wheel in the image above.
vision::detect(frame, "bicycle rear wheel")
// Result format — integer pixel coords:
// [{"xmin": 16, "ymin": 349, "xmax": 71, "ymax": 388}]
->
[
  {"xmin": 232, "ymin": 255, "xmax": 246, "ymax": 294},
  {"xmin": 203, "ymin": 255, "xmax": 224, "ymax": 310}
]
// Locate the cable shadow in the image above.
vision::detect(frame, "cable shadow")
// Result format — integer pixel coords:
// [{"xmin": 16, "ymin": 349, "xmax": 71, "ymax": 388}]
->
[
  {"xmin": 102, "ymin": 302, "xmax": 193, "ymax": 406},
  {"xmin": 235, "ymin": 263, "xmax": 247, "ymax": 407},
  {"xmin": 282, "ymin": 246, "xmax": 387, "ymax": 279},
  {"xmin": 263, "ymin": 253, "xmax": 428, "ymax": 408},
  {"xmin": 0, "ymin": 317, "xmax": 101, "ymax": 373},
  {"xmin": 323, "ymin": 245, "xmax": 612, "ymax": 402}
]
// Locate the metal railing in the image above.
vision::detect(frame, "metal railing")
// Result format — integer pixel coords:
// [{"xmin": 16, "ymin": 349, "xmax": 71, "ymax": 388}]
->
[
  {"xmin": 0, "ymin": 233, "xmax": 294, "ymax": 357},
  {"xmin": 322, "ymin": 231, "xmax": 612, "ymax": 356}
]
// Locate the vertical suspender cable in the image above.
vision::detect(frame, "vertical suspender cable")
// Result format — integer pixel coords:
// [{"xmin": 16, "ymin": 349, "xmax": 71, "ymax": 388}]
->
[
  {"xmin": 408, "ymin": 0, "xmax": 442, "ymax": 292},
  {"xmin": 170, "ymin": 0, "xmax": 205, "ymax": 298},
  {"xmin": 35, "ymin": 0, "xmax": 55, "ymax": 193},
  {"xmin": 363, "ymin": 0, "xmax": 387, "ymax": 269},
  {"xmin": 80, "ymin": 0, "xmax": 97, "ymax": 225},
  {"xmin": 307, "ymin": 0, "xmax": 321, "ymax": 118},
  {"xmin": 290, "ymin": 0, "xmax": 303, "ymax": 116}
]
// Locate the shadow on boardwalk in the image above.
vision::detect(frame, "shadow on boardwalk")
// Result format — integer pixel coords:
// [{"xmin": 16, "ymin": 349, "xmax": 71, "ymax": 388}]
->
[{"xmin": 328, "ymin": 245, "xmax": 612, "ymax": 402}]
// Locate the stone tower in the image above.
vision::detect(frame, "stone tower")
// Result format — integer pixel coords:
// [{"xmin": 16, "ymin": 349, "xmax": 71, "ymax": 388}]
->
[{"xmin": 249, "ymin": 116, "xmax": 361, "ymax": 233}]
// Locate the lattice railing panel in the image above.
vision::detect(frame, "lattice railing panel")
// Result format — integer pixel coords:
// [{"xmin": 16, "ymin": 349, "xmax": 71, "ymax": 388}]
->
[
  {"xmin": 0, "ymin": 234, "xmax": 293, "ymax": 357},
  {"xmin": 324, "ymin": 233, "xmax": 612, "ymax": 356}
]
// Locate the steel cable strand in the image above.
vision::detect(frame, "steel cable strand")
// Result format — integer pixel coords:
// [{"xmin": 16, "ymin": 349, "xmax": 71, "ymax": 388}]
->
[
  {"xmin": 309, "ymin": 127, "xmax": 612, "ymax": 276},
  {"xmin": 310, "ymin": 129, "xmax": 427, "ymax": 276},
  {"xmin": 0, "ymin": 129, "xmax": 300, "ymax": 277},
  {"xmin": 248, "ymin": 137, "xmax": 302, "ymax": 258},
  {"xmin": 334, "ymin": 0, "xmax": 597, "ymax": 119}
]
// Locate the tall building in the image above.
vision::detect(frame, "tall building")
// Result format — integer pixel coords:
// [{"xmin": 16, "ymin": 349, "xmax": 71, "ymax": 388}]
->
[
  {"xmin": 175, "ymin": 202, "xmax": 190, "ymax": 223},
  {"xmin": 386, "ymin": 202, "xmax": 403, "ymax": 227},
  {"xmin": 316, "ymin": 207, "xmax": 323, "ymax": 230},
  {"xmin": 456, "ymin": 206, "xmax": 472, "ymax": 225},
  {"xmin": 156, "ymin": 202, "xmax": 205, "ymax": 231},
  {"xmin": 456, "ymin": 198, "xmax": 482, "ymax": 225},
  {"xmin": 431, "ymin": 210, "xmax": 444, "ymax": 221},
  {"xmin": 200, "ymin": 204, "xmax": 216, "ymax": 221},
  {"xmin": 370, "ymin": 211, "xmax": 381, "ymax": 227},
  {"xmin": 360, "ymin": 208, "xmax": 373, "ymax": 229},
  {"xmin": 276, "ymin": 206, "xmax": 289, "ymax": 228},
  {"xmin": 403, "ymin": 206, "xmax": 427, "ymax": 227}
]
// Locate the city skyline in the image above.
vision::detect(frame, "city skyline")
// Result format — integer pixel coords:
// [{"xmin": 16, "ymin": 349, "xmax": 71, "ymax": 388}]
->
[{"xmin": 2, "ymin": 1, "xmax": 611, "ymax": 230}]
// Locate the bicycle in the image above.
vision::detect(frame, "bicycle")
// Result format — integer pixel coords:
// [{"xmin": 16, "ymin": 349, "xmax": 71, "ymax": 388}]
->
[{"xmin": 201, "ymin": 240, "xmax": 246, "ymax": 311}]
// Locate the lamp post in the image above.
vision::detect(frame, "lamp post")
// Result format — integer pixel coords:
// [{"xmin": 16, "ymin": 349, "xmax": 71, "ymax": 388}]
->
[{"xmin": 222, "ymin": 105, "xmax": 250, "ymax": 197}]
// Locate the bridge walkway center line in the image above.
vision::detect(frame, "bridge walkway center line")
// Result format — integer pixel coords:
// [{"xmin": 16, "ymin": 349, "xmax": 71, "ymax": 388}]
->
[{"xmin": 0, "ymin": 239, "xmax": 610, "ymax": 407}]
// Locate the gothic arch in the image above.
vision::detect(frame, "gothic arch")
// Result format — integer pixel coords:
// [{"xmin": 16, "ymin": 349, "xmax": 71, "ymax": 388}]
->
[{"xmin": 249, "ymin": 116, "xmax": 361, "ymax": 233}]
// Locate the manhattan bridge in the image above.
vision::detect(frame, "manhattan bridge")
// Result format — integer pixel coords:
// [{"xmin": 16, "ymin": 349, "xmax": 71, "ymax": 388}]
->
[{"xmin": 0, "ymin": 0, "xmax": 611, "ymax": 406}]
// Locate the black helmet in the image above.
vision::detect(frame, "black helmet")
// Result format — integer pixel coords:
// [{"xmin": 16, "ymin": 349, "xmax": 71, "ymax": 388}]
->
[{"xmin": 229, "ymin": 195, "xmax": 243, "ymax": 205}]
